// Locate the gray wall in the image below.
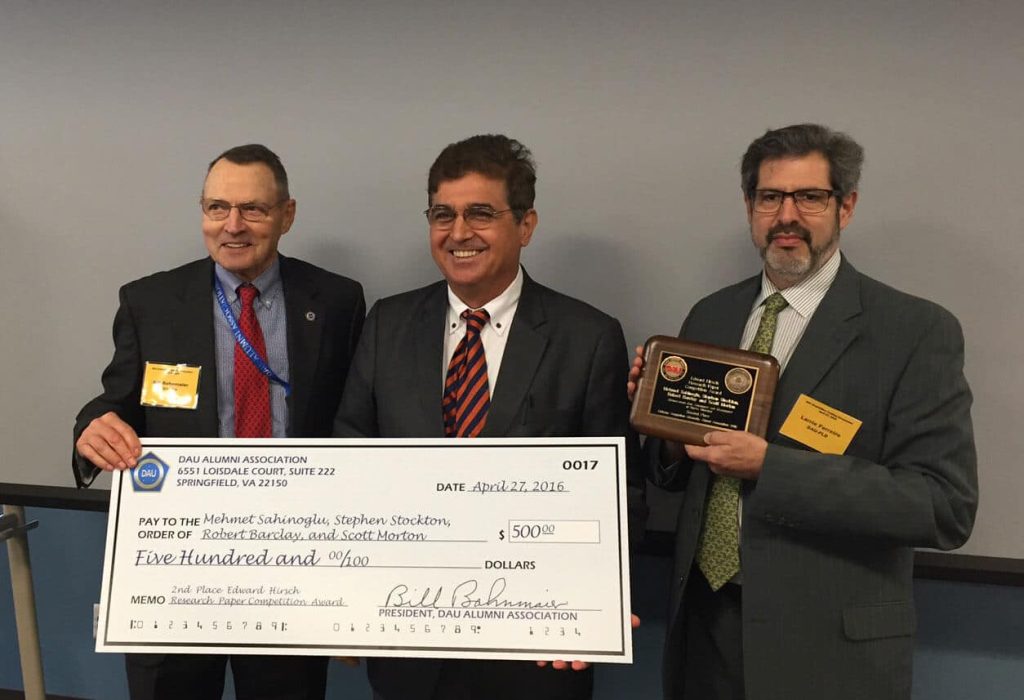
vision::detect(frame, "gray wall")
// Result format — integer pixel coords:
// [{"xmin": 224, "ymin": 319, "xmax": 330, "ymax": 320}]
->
[{"xmin": 1, "ymin": 0, "xmax": 1021, "ymax": 558}]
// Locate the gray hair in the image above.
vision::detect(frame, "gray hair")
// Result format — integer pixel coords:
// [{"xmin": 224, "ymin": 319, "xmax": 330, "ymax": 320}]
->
[{"xmin": 740, "ymin": 124, "xmax": 864, "ymax": 199}]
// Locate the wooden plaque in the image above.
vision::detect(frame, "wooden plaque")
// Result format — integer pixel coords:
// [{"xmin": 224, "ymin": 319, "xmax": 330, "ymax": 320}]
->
[{"xmin": 629, "ymin": 335, "xmax": 780, "ymax": 445}]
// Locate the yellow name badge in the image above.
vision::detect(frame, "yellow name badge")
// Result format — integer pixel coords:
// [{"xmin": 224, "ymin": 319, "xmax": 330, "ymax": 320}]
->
[
  {"xmin": 140, "ymin": 362, "xmax": 201, "ymax": 410},
  {"xmin": 779, "ymin": 394, "xmax": 862, "ymax": 455}
]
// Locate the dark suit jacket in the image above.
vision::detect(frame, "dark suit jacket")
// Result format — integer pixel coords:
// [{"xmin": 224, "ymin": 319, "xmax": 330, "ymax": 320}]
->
[
  {"xmin": 334, "ymin": 272, "xmax": 634, "ymax": 700},
  {"xmin": 73, "ymin": 255, "xmax": 365, "ymax": 486},
  {"xmin": 651, "ymin": 256, "xmax": 977, "ymax": 700}
]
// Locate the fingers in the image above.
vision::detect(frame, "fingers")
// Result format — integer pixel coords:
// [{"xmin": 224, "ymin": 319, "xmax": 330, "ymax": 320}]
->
[
  {"xmin": 536, "ymin": 618, "xmax": 638, "ymax": 671},
  {"xmin": 537, "ymin": 659, "xmax": 591, "ymax": 672},
  {"xmin": 75, "ymin": 412, "xmax": 142, "ymax": 471},
  {"xmin": 685, "ymin": 430, "xmax": 766, "ymax": 479},
  {"xmin": 684, "ymin": 443, "xmax": 711, "ymax": 463},
  {"xmin": 686, "ymin": 430, "xmax": 732, "ymax": 462},
  {"xmin": 627, "ymin": 346, "xmax": 645, "ymax": 401},
  {"xmin": 686, "ymin": 433, "xmax": 727, "ymax": 471},
  {"xmin": 108, "ymin": 414, "xmax": 143, "ymax": 458},
  {"xmin": 704, "ymin": 429, "xmax": 739, "ymax": 446},
  {"xmin": 630, "ymin": 346, "xmax": 645, "ymax": 377}
]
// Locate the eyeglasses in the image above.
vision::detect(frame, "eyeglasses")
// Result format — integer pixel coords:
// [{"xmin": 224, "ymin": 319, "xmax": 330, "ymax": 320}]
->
[
  {"xmin": 752, "ymin": 189, "xmax": 836, "ymax": 214},
  {"xmin": 201, "ymin": 198, "xmax": 289, "ymax": 222},
  {"xmin": 424, "ymin": 205, "xmax": 519, "ymax": 230}
]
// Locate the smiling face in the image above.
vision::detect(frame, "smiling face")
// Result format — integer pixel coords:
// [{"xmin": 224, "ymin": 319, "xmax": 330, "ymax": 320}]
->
[
  {"xmin": 202, "ymin": 159, "xmax": 295, "ymax": 281},
  {"xmin": 428, "ymin": 172, "xmax": 537, "ymax": 308},
  {"xmin": 746, "ymin": 152, "xmax": 857, "ymax": 289}
]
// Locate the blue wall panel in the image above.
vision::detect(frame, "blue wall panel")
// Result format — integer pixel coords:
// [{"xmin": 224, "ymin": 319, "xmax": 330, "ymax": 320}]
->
[{"xmin": 3, "ymin": 508, "xmax": 1023, "ymax": 699}]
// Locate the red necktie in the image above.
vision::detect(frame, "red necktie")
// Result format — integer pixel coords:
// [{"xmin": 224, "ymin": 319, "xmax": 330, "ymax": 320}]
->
[
  {"xmin": 234, "ymin": 284, "xmax": 271, "ymax": 438},
  {"xmin": 443, "ymin": 309, "xmax": 490, "ymax": 437}
]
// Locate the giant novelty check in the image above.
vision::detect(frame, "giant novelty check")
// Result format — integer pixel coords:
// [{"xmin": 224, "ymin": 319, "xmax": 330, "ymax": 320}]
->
[{"xmin": 97, "ymin": 438, "xmax": 632, "ymax": 662}]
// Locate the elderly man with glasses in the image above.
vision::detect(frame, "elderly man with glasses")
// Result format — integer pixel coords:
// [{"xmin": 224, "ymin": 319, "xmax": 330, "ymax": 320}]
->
[
  {"xmin": 629, "ymin": 123, "xmax": 978, "ymax": 700},
  {"xmin": 73, "ymin": 144, "xmax": 365, "ymax": 700}
]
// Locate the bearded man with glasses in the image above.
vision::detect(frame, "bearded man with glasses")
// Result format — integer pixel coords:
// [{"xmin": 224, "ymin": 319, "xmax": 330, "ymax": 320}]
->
[
  {"xmin": 627, "ymin": 123, "xmax": 978, "ymax": 700},
  {"xmin": 73, "ymin": 144, "xmax": 365, "ymax": 699},
  {"xmin": 334, "ymin": 133, "xmax": 641, "ymax": 700}
]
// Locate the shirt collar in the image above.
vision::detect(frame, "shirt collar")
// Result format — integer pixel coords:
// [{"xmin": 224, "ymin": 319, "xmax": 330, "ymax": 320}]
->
[
  {"xmin": 446, "ymin": 266, "xmax": 523, "ymax": 338},
  {"xmin": 754, "ymin": 250, "xmax": 842, "ymax": 318},
  {"xmin": 214, "ymin": 257, "xmax": 283, "ymax": 309}
]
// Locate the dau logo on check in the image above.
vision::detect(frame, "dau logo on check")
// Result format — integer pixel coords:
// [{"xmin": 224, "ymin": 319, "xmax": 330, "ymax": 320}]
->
[{"xmin": 132, "ymin": 453, "xmax": 170, "ymax": 492}]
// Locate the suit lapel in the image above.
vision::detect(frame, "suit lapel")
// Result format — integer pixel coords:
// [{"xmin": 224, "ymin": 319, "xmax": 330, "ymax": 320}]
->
[
  {"xmin": 696, "ymin": 276, "xmax": 760, "ymax": 348},
  {"xmin": 483, "ymin": 274, "xmax": 549, "ymax": 437},
  {"xmin": 768, "ymin": 258, "xmax": 863, "ymax": 436},
  {"xmin": 412, "ymin": 283, "xmax": 449, "ymax": 436},
  {"xmin": 175, "ymin": 259, "xmax": 219, "ymax": 436},
  {"xmin": 280, "ymin": 256, "xmax": 324, "ymax": 438}
]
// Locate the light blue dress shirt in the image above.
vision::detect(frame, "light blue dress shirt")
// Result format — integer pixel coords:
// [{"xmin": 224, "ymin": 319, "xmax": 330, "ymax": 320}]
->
[{"xmin": 213, "ymin": 259, "xmax": 290, "ymax": 437}]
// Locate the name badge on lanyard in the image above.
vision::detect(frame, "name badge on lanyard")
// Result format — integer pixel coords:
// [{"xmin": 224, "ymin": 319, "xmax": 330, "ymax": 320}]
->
[{"xmin": 214, "ymin": 275, "xmax": 291, "ymax": 397}]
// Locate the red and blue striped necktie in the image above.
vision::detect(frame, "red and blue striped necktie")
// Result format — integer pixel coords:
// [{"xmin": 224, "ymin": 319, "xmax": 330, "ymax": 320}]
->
[{"xmin": 443, "ymin": 309, "xmax": 490, "ymax": 438}]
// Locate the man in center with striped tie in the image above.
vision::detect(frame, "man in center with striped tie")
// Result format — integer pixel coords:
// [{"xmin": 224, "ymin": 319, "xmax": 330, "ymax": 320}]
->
[{"xmin": 333, "ymin": 134, "xmax": 633, "ymax": 700}]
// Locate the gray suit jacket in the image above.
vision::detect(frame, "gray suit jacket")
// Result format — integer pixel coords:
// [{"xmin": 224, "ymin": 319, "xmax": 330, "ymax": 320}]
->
[
  {"xmin": 652, "ymin": 256, "xmax": 977, "ymax": 700},
  {"xmin": 334, "ymin": 271, "xmax": 635, "ymax": 700},
  {"xmin": 74, "ymin": 255, "xmax": 365, "ymax": 486}
]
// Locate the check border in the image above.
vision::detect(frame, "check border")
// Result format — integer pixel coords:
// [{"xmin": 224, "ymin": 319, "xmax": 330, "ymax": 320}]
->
[{"xmin": 99, "ymin": 438, "xmax": 632, "ymax": 661}]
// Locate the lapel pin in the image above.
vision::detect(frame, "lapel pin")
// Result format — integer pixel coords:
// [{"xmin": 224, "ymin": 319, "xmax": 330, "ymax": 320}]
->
[{"xmin": 305, "ymin": 311, "xmax": 316, "ymax": 322}]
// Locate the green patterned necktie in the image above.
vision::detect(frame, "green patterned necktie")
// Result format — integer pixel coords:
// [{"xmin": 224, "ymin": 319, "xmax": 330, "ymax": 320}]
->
[{"xmin": 696, "ymin": 292, "xmax": 788, "ymax": 590}]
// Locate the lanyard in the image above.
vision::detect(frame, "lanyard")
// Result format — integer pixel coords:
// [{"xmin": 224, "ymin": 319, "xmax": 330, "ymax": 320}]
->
[{"xmin": 214, "ymin": 275, "xmax": 291, "ymax": 397}]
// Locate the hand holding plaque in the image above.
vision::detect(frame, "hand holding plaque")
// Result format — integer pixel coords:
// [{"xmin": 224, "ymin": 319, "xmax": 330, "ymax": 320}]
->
[{"xmin": 629, "ymin": 336, "xmax": 779, "ymax": 445}]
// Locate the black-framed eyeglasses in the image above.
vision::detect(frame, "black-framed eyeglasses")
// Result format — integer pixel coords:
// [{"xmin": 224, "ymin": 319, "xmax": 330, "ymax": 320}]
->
[
  {"xmin": 201, "ymin": 198, "xmax": 289, "ymax": 222},
  {"xmin": 424, "ymin": 205, "xmax": 520, "ymax": 230},
  {"xmin": 752, "ymin": 189, "xmax": 836, "ymax": 214}
]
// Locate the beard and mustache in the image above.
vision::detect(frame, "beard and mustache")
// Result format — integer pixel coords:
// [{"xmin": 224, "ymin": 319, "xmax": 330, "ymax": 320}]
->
[{"xmin": 757, "ymin": 219, "xmax": 840, "ymax": 284}]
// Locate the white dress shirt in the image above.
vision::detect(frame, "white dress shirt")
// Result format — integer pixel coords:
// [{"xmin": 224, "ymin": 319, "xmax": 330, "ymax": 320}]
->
[{"xmin": 442, "ymin": 266, "xmax": 524, "ymax": 392}]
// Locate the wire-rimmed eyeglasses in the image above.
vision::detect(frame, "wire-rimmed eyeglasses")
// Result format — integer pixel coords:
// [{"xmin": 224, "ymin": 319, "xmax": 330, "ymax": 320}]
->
[
  {"xmin": 424, "ymin": 205, "xmax": 521, "ymax": 230},
  {"xmin": 201, "ymin": 198, "xmax": 289, "ymax": 222}
]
